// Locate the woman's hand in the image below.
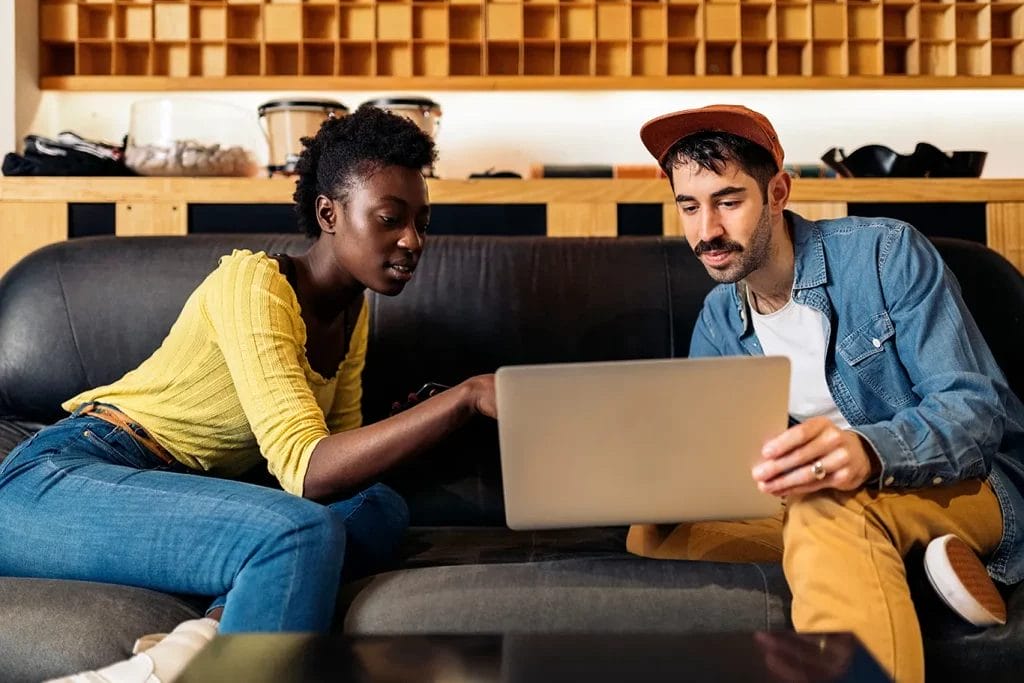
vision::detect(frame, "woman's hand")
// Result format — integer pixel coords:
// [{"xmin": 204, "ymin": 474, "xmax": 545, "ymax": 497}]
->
[
  {"xmin": 751, "ymin": 416, "xmax": 880, "ymax": 497},
  {"xmin": 459, "ymin": 374, "xmax": 496, "ymax": 418},
  {"xmin": 305, "ymin": 372, "xmax": 497, "ymax": 500}
]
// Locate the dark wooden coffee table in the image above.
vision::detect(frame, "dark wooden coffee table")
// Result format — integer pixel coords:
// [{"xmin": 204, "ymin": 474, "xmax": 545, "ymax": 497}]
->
[{"xmin": 178, "ymin": 631, "xmax": 890, "ymax": 682}]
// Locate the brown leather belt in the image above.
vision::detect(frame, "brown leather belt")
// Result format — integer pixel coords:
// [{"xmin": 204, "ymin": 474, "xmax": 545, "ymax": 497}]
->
[{"xmin": 78, "ymin": 403, "xmax": 175, "ymax": 466}]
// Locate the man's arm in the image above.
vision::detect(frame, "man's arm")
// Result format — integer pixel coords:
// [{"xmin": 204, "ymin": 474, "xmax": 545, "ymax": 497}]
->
[
  {"xmin": 755, "ymin": 225, "xmax": 1011, "ymax": 496},
  {"xmin": 852, "ymin": 225, "xmax": 1009, "ymax": 489}
]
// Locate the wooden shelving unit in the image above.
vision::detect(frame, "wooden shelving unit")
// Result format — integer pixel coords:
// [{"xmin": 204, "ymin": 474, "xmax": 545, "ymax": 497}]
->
[
  {"xmin": 3, "ymin": 177, "xmax": 1024, "ymax": 276},
  {"xmin": 37, "ymin": 0, "xmax": 1024, "ymax": 88}
]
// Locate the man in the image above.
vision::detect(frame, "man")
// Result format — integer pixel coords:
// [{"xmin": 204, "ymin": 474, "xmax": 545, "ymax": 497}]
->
[{"xmin": 628, "ymin": 104, "xmax": 1024, "ymax": 683}]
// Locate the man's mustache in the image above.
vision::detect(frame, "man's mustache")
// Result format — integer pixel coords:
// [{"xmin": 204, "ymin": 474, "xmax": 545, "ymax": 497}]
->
[{"xmin": 694, "ymin": 238, "xmax": 743, "ymax": 256}]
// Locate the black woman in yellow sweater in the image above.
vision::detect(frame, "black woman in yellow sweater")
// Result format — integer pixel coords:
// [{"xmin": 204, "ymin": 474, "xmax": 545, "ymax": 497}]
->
[{"xmin": 0, "ymin": 105, "xmax": 497, "ymax": 683}]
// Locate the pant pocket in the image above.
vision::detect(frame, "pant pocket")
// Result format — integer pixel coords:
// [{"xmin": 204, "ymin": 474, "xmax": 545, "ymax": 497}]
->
[{"xmin": 80, "ymin": 424, "xmax": 152, "ymax": 469}]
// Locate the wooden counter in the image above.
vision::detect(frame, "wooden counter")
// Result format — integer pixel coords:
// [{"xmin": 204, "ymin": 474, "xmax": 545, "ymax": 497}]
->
[{"xmin": 2, "ymin": 177, "xmax": 1023, "ymax": 276}]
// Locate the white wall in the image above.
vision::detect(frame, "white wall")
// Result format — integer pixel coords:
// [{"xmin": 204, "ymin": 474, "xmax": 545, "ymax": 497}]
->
[
  {"xmin": 14, "ymin": 0, "xmax": 39, "ymax": 156},
  {"xmin": 2, "ymin": 0, "xmax": 38, "ymax": 157},
  {"xmin": 24, "ymin": 88, "xmax": 1024, "ymax": 179},
  {"xmin": 0, "ymin": 0, "xmax": 15, "ymax": 156}
]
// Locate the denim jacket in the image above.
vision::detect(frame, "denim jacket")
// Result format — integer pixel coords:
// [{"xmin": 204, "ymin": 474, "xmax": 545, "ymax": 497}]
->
[{"xmin": 690, "ymin": 212, "xmax": 1024, "ymax": 584}]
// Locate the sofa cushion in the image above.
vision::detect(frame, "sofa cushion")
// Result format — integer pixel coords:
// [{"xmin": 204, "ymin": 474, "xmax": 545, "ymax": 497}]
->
[
  {"xmin": 399, "ymin": 526, "xmax": 629, "ymax": 568},
  {"xmin": 340, "ymin": 558, "xmax": 792, "ymax": 636},
  {"xmin": 0, "ymin": 577, "xmax": 203, "ymax": 682},
  {"xmin": 914, "ymin": 565, "xmax": 1024, "ymax": 682}
]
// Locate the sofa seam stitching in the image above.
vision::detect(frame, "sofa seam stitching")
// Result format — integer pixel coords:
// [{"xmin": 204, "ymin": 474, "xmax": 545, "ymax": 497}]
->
[
  {"xmin": 55, "ymin": 255, "xmax": 90, "ymax": 387},
  {"xmin": 661, "ymin": 240, "xmax": 676, "ymax": 357},
  {"xmin": 749, "ymin": 561, "xmax": 773, "ymax": 630}
]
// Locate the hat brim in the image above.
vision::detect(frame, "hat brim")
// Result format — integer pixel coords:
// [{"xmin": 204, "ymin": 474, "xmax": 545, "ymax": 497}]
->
[{"xmin": 640, "ymin": 109, "xmax": 781, "ymax": 168}]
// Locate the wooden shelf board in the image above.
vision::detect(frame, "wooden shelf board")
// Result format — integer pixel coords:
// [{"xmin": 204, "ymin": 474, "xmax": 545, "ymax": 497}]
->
[
  {"xmin": 38, "ymin": 0, "xmax": 1024, "ymax": 86},
  {"xmin": 4, "ymin": 178, "xmax": 1024, "ymax": 205},
  {"xmin": 39, "ymin": 74, "xmax": 1024, "ymax": 90}
]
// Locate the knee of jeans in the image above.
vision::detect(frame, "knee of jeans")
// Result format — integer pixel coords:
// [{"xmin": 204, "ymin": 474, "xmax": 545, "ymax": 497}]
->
[
  {"xmin": 362, "ymin": 482, "xmax": 411, "ymax": 534},
  {"xmin": 265, "ymin": 498, "xmax": 347, "ymax": 562}
]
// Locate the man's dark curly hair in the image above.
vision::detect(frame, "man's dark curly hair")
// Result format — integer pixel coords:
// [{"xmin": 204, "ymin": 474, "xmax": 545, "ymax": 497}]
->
[
  {"xmin": 292, "ymin": 104, "xmax": 437, "ymax": 238},
  {"xmin": 663, "ymin": 132, "xmax": 778, "ymax": 201}
]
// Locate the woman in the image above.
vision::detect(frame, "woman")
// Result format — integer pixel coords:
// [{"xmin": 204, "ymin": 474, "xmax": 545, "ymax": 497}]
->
[{"xmin": 0, "ymin": 105, "xmax": 496, "ymax": 683}]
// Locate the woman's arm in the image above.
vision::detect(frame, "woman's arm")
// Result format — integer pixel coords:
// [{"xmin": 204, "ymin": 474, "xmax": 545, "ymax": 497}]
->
[{"xmin": 302, "ymin": 374, "xmax": 495, "ymax": 501}]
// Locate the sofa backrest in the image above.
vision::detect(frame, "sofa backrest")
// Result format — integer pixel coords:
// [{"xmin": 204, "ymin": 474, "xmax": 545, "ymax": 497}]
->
[
  {"xmin": 931, "ymin": 238, "xmax": 1024, "ymax": 406},
  {"xmin": 0, "ymin": 235, "xmax": 710, "ymax": 524},
  {"xmin": 0, "ymin": 235, "xmax": 311, "ymax": 424},
  {"xmin": 1, "ymin": 234, "xmax": 1021, "ymax": 525}
]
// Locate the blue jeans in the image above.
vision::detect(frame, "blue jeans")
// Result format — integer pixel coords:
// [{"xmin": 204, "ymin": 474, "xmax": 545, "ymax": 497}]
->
[{"xmin": 0, "ymin": 411, "xmax": 409, "ymax": 633}]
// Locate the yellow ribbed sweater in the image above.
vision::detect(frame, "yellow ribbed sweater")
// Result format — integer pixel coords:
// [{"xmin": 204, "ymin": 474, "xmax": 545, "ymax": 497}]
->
[{"xmin": 62, "ymin": 250, "xmax": 368, "ymax": 496}]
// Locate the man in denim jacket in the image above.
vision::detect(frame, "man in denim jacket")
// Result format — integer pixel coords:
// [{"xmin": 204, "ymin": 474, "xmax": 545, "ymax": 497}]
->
[{"xmin": 627, "ymin": 104, "xmax": 1024, "ymax": 683}]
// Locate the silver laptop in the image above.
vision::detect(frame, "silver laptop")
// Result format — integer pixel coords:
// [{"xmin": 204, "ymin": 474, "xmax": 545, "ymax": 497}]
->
[{"xmin": 496, "ymin": 356, "xmax": 790, "ymax": 530}]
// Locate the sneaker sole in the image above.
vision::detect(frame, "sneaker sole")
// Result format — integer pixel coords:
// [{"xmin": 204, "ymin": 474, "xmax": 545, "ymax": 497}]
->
[{"xmin": 924, "ymin": 534, "xmax": 1006, "ymax": 627}]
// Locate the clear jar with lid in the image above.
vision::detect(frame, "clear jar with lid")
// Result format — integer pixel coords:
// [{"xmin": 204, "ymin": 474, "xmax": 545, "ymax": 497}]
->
[{"xmin": 125, "ymin": 98, "xmax": 266, "ymax": 177}]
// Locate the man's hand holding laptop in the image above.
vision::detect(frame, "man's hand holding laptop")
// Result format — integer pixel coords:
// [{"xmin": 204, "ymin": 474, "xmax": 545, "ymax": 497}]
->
[{"xmin": 752, "ymin": 417, "xmax": 881, "ymax": 498}]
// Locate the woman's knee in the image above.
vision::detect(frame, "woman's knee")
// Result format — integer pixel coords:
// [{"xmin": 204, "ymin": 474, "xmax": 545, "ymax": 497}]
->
[
  {"xmin": 261, "ymin": 496, "xmax": 347, "ymax": 562},
  {"xmin": 330, "ymin": 483, "xmax": 409, "ymax": 579},
  {"xmin": 359, "ymin": 482, "xmax": 410, "ymax": 534}
]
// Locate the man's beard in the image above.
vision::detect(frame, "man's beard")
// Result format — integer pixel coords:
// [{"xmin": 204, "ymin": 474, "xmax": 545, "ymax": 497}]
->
[{"xmin": 693, "ymin": 207, "xmax": 772, "ymax": 283}]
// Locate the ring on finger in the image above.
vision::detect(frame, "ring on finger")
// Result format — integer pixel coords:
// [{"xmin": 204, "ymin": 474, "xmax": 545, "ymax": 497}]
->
[{"xmin": 811, "ymin": 460, "xmax": 827, "ymax": 481}]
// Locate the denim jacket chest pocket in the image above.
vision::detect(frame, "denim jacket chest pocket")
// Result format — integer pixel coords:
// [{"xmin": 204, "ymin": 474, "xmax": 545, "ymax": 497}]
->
[{"xmin": 837, "ymin": 312, "xmax": 916, "ymax": 409}]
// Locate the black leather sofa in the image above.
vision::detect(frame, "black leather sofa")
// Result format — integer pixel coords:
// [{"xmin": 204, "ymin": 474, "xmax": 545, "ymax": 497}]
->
[{"xmin": 1, "ymin": 233, "xmax": 1021, "ymax": 682}]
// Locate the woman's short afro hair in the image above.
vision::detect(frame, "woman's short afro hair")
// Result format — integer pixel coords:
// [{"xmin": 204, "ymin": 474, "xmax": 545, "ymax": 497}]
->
[{"xmin": 292, "ymin": 103, "xmax": 437, "ymax": 238}]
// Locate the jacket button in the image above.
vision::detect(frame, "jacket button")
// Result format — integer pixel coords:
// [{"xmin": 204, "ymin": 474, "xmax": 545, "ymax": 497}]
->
[
  {"xmin": 872, "ymin": 338, "xmax": 881, "ymax": 348},
  {"xmin": 884, "ymin": 475, "xmax": 895, "ymax": 486},
  {"xmin": 933, "ymin": 476, "xmax": 943, "ymax": 485}
]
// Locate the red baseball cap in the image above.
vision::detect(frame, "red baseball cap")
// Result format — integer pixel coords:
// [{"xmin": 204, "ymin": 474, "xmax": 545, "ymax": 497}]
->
[{"xmin": 639, "ymin": 104, "xmax": 784, "ymax": 170}]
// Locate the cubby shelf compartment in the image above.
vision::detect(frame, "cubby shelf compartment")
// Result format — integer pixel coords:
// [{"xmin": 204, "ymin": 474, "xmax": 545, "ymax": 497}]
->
[{"xmin": 37, "ymin": 0, "xmax": 1024, "ymax": 86}]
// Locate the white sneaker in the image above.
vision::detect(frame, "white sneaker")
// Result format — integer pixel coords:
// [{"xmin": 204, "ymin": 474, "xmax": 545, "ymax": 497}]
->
[
  {"xmin": 924, "ymin": 534, "xmax": 1007, "ymax": 627},
  {"xmin": 44, "ymin": 654, "xmax": 158, "ymax": 683},
  {"xmin": 44, "ymin": 617, "xmax": 218, "ymax": 683},
  {"xmin": 132, "ymin": 634, "xmax": 168, "ymax": 655}
]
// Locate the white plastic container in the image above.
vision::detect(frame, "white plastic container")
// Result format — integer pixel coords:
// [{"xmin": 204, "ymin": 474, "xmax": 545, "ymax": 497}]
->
[{"xmin": 125, "ymin": 98, "xmax": 266, "ymax": 177}]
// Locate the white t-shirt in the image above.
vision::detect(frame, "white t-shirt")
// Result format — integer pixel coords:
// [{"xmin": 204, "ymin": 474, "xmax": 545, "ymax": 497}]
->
[{"xmin": 748, "ymin": 292, "xmax": 851, "ymax": 429}]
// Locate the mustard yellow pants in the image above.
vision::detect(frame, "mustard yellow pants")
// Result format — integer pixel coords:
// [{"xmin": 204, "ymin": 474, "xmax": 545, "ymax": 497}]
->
[{"xmin": 626, "ymin": 480, "xmax": 1003, "ymax": 683}]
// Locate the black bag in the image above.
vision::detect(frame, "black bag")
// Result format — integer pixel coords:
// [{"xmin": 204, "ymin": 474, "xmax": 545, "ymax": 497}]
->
[{"xmin": 2, "ymin": 132, "xmax": 136, "ymax": 176}]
